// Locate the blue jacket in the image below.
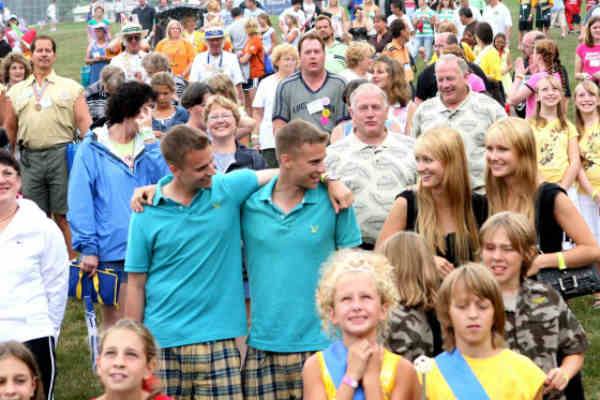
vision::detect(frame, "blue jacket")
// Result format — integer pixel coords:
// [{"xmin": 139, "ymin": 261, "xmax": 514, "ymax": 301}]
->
[{"xmin": 67, "ymin": 127, "xmax": 170, "ymax": 262}]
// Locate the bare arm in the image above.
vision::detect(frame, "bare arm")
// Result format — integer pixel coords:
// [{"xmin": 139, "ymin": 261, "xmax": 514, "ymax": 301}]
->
[
  {"xmin": 330, "ymin": 121, "xmax": 346, "ymax": 143},
  {"xmin": 270, "ymin": 30, "xmax": 279, "ymax": 54},
  {"xmin": 252, "ymin": 107, "xmax": 264, "ymax": 131},
  {"xmin": 273, "ymin": 118, "xmax": 287, "ymax": 135},
  {"xmin": 544, "ymin": 354, "xmax": 584, "ymax": 394},
  {"xmin": 3, "ymin": 97, "xmax": 17, "ymax": 150},
  {"xmin": 302, "ymin": 355, "xmax": 329, "ymax": 400},
  {"xmin": 73, "ymin": 94, "xmax": 92, "ymax": 137},
  {"xmin": 375, "ymin": 196, "xmax": 407, "ymax": 249},
  {"xmin": 559, "ymin": 137, "xmax": 581, "ymax": 189},
  {"xmin": 508, "ymin": 80, "xmax": 533, "ymax": 106},
  {"xmin": 124, "ymin": 272, "xmax": 147, "ymax": 322},
  {"xmin": 235, "ymin": 115, "xmax": 257, "ymax": 140},
  {"xmin": 530, "ymin": 192, "xmax": 600, "ymax": 274},
  {"xmin": 236, "ymin": 84, "xmax": 244, "ymax": 108},
  {"xmin": 391, "ymin": 359, "xmax": 421, "ymax": 400},
  {"xmin": 239, "ymin": 51, "xmax": 252, "ymax": 64}
]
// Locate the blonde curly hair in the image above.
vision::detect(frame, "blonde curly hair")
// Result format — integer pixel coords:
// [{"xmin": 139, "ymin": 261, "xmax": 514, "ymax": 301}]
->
[{"xmin": 315, "ymin": 249, "xmax": 399, "ymax": 339}]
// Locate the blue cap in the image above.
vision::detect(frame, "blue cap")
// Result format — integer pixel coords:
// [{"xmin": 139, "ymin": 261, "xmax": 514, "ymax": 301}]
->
[{"xmin": 205, "ymin": 27, "xmax": 224, "ymax": 39}]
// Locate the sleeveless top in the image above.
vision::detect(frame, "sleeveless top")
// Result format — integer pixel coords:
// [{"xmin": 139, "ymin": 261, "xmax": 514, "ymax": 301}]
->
[
  {"xmin": 398, "ymin": 190, "xmax": 488, "ymax": 266},
  {"xmin": 317, "ymin": 340, "xmax": 401, "ymax": 400},
  {"xmin": 89, "ymin": 41, "xmax": 108, "ymax": 86}
]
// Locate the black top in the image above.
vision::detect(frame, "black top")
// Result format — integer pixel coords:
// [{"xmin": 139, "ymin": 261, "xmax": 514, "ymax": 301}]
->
[
  {"xmin": 398, "ymin": 190, "xmax": 488, "ymax": 266},
  {"xmin": 348, "ymin": 27, "xmax": 369, "ymax": 41},
  {"xmin": 415, "ymin": 61, "xmax": 492, "ymax": 102},
  {"xmin": 132, "ymin": 4, "xmax": 156, "ymax": 32},
  {"xmin": 368, "ymin": 31, "xmax": 393, "ymax": 53},
  {"xmin": 226, "ymin": 142, "xmax": 269, "ymax": 173},
  {"xmin": 535, "ymin": 182, "xmax": 566, "ymax": 253}
]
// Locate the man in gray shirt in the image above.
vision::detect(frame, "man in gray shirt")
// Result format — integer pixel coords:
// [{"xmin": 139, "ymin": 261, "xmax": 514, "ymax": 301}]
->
[{"xmin": 272, "ymin": 32, "xmax": 349, "ymax": 134}]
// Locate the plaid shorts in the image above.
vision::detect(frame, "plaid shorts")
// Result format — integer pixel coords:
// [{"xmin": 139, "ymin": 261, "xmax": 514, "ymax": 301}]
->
[
  {"xmin": 158, "ymin": 339, "xmax": 243, "ymax": 400},
  {"xmin": 242, "ymin": 347, "xmax": 313, "ymax": 400}
]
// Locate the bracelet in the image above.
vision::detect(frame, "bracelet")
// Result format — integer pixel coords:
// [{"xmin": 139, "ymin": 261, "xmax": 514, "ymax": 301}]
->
[
  {"xmin": 341, "ymin": 375, "xmax": 359, "ymax": 389},
  {"xmin": 557, "ymin": 252, "xmax": 567, "ymax": 270},
  {"xmin": 560, "ymin": 368, "xmax": 570, "ymax": 383},
  {"xmin": 592, "ymin": 190, "xmax": 598, "ymax": 199}
]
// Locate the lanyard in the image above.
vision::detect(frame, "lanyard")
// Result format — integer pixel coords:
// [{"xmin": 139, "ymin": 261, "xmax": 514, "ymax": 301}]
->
[
  {"xmin": 32, "ymin": 80, "xmax": 49, "ymax": 109},
  {"xmin": 207, "ymin": 52, "xmax": 223, "ymax": 68}
]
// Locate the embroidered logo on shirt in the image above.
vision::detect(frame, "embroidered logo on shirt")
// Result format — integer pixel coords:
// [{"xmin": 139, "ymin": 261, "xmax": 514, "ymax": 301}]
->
[
  {"xmin": 213, "ymin": 202, "xmax": 221, "ymax": 208},
  {"xmin": 532, "ymin": 296, "xmax": 547, "ymax": 304},
  {"xmin": 310, "ymin": 225, "xmax": 319, "ymax": 233}
]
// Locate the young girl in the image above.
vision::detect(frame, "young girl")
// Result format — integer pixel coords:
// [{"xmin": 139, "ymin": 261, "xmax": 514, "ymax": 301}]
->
[
  {"xmin": 323, "ymin": 0, "xmax": 348, "ymax": 39},
  {"xmin": 302, "ymin": 249, "xmax": 420, "ymax": 399},
  {"xmin": 377, "ymin": 126, "xmax": 487, "ymax": 275},
  {"xmin": 0, "ymin": 341, "xmax": 44, "ymax": 400},
  {"xmin": 284, "ymin": 14, "xmax": 301, "ymax": 48},
  {"xmin": 380, "ymin": 232, "xmax": 443, "ymax": 361},
  {"xmin": 94, "ymin": 319, "xmax": 173, "ymax": 400},
  {"xmin": 258, "ymin": 13, "xmax": 278, "ymax": 56},
  {"xmin": 434, "ymin": 0, "xmax": 455, "ymax": 30},
  {"xmin": 479, "ymin": 211, "xmax": 588, "ymax": 400},
  {"xmin": 421, "ymin": 263, "xmax": 546, "ymax": 399},
  {"xmin": 527, "ymin": 75, "xmax": 580, "ymax": 189}
]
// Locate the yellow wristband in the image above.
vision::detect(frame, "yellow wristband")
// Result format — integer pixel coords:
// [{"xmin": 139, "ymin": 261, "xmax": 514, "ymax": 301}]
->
[
  {"xmin": 560, "ymin": 368, "xmax": 570, "ymax": 383},
  {"xmin": 592, "ymin": 190, "xmax": 598, "ymax": 200},
  {"xmin": 557, "ymin": 252, "xmax": 567, "ymax": 270}
]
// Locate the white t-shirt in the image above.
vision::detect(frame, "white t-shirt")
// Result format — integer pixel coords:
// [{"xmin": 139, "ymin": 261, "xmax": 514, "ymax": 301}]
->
[
  {"xmin": 338, "ymin": 69, "xmax": 370, "ymax": 82},
  {"xmin": 482, "ymin": 2, "xmax": 512, "ymax": 35},
  {"xmin": 244, "ymin": 7, "xmax": 266, "ymax": 19},
  {"xmin": 47, "ymin": 4, "xmax": 57, "ymax": 20},
  {"xmin": 387, "ymin": 14, "xmax": 414, "ymax": 32},
  {"xmin": 189, "ymin": 50, "xmax": 245, "ymax": 85},
  {"xmin": 280, "ymin": 7, "xmax": 306, "ymax": 30},
  {"xmin": 110, "ymin": 51, "xmax": 148, "ymax": 81},
  {"xmin": 252, "ymin": 74, "xmax": 280, "ymax": 150}
]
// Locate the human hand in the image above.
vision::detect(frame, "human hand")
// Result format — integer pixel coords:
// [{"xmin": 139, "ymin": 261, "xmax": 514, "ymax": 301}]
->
[
  {"xmin": 514, "ymin": 59, "xmax": 527, "ymax": 76},
  {"xmin": 544, "ymin": 368, "xmax": 569, "ymax": 393},
  {"xmin": 346, "ymin": 339, "xmax": 375, "ymax": 381},
  {"xmin": 81, "ymin": 255, "xmax": 99, "ymax": 277},
  {"xmin": 362, "ymin": 344, "xmax": 383, "ymax": 382},
  {"xmin": 130, "ymin": 185, "xmax": 158, "ymax": 212},
  {"xmin": 135, "ymin": 105, "xmax": 153, "ymax": 131},
  {"xmin": 434, "ymin": 256, "xmax": 454, "ymax": 277},
  {"xmin": 327, "ymin": 179, "xmax": 354, "ymax": 214},
  {"xmin": 593, "ymin": 71, "xmax": 600, "ymax": 81}
]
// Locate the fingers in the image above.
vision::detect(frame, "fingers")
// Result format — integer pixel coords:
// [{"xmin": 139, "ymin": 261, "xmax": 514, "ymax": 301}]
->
[{"xmin": 544, "ymin": 368, "xmax": 568, "ymax": 393}]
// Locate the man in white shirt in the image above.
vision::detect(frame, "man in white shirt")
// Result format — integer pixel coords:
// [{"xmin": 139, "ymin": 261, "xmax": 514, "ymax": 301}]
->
[
  {"xmin": 189, "ymin": 27, "xmax": 244, "ymax": 101},
  {"xmin": 279, "ymin": 0, "xmax": 306, "ymax": 34},
  {"xmin": 482, "ymin": 0, "xmax": 512, "ymax": 38},
  {"xmin": 244, "ymin": 0, "xmax": 266, "ymax": 18},
  {"xmin": 110, "ymin": 23, "xmax": 148, "ymax": 81}
]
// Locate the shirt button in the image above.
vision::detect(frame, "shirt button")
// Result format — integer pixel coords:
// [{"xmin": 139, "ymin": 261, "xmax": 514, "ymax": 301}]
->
[{"xmin": 179, "ymin": 206, "xmax": 183, "ymax": 210}]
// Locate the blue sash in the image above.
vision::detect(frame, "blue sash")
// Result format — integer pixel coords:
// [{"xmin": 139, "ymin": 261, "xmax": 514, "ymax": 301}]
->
[
  {"xmin": 435, "ymin": 349, "xmax": 491, "ymax": 400},
  {"xmin": 322, "ymin": 340, "xmax": 366, "ymax": 400}
]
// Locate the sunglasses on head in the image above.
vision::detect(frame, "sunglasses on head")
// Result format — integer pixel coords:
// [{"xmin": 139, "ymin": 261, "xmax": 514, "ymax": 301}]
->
[{"xmin": 126, "ymin": 35, "xmax": 142, "ymax": 42}]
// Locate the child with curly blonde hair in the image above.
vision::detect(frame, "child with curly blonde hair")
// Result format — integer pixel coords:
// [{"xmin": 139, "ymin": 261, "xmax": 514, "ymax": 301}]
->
[{"xmin": 302, "ymin": 249, "xmax": 420, "ymax": 399}]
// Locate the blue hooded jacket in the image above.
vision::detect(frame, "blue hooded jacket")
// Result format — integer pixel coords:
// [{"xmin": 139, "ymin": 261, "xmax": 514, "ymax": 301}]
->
[{"xmin": 67, "ymin": 127, "xmax": 170, "ymax": 262}]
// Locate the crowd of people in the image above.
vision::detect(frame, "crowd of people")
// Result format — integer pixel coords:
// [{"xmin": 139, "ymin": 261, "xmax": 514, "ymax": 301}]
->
[{"xmin": 1, "ymin": 0, "xmax": 600, "ymax": 398}]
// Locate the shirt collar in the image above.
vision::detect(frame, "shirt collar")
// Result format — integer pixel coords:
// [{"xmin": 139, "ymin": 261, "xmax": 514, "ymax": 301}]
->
[
  {"xmin": 256, "ymin": 175, "xmax": 318, "ymax": 204},
  {"xmin": 24, "ymin": 70, "xmax": 58, "ymax": 86},
  {"xmin": 439, "ymin": 86, "xmax": 473, "ymax": 112},
  {"xmin": 348, "ymin": 128, "xmax": 393, "ymax": 150},
  {"xmin": 154, "ymin": 175, "xmax": 175, "ymax": 205}
]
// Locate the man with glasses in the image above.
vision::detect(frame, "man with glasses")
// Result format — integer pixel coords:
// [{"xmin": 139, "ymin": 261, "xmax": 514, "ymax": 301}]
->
[{"xmin": 110, "ymin": 22, "xmax": 149, "ymax": 81}]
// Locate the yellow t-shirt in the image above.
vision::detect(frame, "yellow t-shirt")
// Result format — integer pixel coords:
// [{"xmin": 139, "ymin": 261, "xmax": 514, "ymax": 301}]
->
[
  {"xmin": 421, "ymin": 349, "xmax": 546, "ymax": 400},
  {"xmin": 476, "ymin": 45, "xmax": 502, "ymax": 81},
  {"xmin": 317, "ymin": 348, "xmax": 401, "ymax": 399},
  {"xmin": 428, "ymin": 42, "xmax": 476, "ymax": 65},
  {"xmin": 529, "ymin": 118, "xmax": 578, "ymax": 184},
  {"xmin": 579, "ymin": 122, "xmax": 600, "ymax": 191}
]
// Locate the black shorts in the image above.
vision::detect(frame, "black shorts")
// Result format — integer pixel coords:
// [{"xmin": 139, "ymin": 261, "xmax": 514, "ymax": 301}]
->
[
  {"xmin": 519, "ymin": 20, "xmax": 533, "ymax": 31},
  {"xmin": 573, "ymin": 14, "xmax": 581, "ymax": 24},
  {"xmin": 242, "ymin": 77, "xmax": 259, "ymax": 91},
  {"xmin": 536, "ymin": 17, "xmax": 550, "ymax": 28}
]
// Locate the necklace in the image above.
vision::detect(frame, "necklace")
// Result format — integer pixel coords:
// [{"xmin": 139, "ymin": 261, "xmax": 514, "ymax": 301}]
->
[{"xmin": 0, "ymin": 204, "xmax": 19, "ymax": 224}]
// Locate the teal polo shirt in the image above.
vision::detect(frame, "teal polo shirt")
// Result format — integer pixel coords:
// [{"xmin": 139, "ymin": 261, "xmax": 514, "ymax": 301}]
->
[
  {"xmin": 125, "ymin": 170, "xmax": 258, "ymax": 349},
  {"xmin": 242, "ymin": 177, "xmax": 362, "ymax": 353}
]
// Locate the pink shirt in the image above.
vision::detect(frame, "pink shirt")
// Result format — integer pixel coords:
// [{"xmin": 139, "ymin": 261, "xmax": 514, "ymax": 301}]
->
[
  {"xmin": 468, "ymin": 73, "xmax": 486, "ymax": 92},
  {"xmin": 524, "ymin": 71, "xmax": 560, "ymax": 117},
  {"xmin": 576, "ymin": 43, "xmax": 600, "ymax": 78}
]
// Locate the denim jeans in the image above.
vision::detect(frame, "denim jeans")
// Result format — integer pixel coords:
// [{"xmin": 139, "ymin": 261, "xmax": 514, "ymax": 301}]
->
[{"xmin": 412, "ymin": 35, "xmax": 434, "ymax": 62}]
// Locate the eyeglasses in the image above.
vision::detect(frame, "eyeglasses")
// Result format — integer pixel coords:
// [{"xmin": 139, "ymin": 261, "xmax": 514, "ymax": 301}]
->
[
  {"xmin": 208, "ymin": 113, "xmax": 234, "ymax": 121},
  {"xmin": 126, "ymin": 35, "xmax": 142, "ymax": 42},
  {"xmin": 281, "ymin": 57, "xmax": 297, "ymax": 62}
]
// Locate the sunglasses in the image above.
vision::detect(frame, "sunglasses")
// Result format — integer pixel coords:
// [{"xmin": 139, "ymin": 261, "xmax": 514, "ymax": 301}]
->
[{"xmin": 126, "ymin": 35, "xmax": 142, "ymax": 42}]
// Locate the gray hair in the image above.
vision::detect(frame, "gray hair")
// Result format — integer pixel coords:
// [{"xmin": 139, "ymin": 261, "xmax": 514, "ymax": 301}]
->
[
  {"xmin": 142, "ymin": 52, "xmax": 170, "ymax": 74},
  {"xmin": 100, "ymin": 65, "xmax": 126, "ymax": 93},
  {"xmin": 350, "ymin": 82, "xmax": 388, "ymax": 109},
  {"xmin": 435, "ymin": 54, "xmax": 469, "ymax": 75}
]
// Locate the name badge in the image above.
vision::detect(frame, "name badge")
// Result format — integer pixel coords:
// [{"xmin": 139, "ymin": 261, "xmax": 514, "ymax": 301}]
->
[{"xmin": 306, "ymin": 98, "xmax": 326, "ymax": 114}]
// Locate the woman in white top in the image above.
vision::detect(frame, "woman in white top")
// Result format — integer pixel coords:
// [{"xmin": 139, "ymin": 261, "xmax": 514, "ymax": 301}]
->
[
  {"xmin": 322, "ymin": 0, "xmax": 348, "ymax": 38},
  {"xmin": 258, "ymin": 13, "xmax": 278, "ymax": 55},
  {"xmin": 0, "ymin": 150, "xmax": 68, "ymax": 400},
  {"xmin": 252, "ymin": 43, "xmax": 299, "ymax": 167},
  {"xmin": 339, "ymin": 41, "xmax": 375, "ymax": 82},
  {"xmin": 284, "ymin": 14, "xmax": 302, "ymax": 47}
]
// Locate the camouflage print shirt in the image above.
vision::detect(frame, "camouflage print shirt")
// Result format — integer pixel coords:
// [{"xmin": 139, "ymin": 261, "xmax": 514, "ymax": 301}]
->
[
  {"xmin": 384, "ymin": 304, "xmax": 442, "ymax": 362},
  {"xmin": 504, "ymin": 279, "xmax": 589, "ymax": 400}
]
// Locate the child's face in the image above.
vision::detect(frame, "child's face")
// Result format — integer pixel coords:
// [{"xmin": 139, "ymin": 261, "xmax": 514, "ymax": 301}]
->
[
  {"xmin": 536, "ymin": 79, "xmax": 562, "ymax": 109},
  {"xmin": 575, "ymin": 86, "xmax": 599, "ymax": 114},
  {"xmin": 448, "ymin": 283, "xmax": 495, "ymax": 350},
  {"xmin": 0, "ymin": 356, "xmax": 36, "ymax": 400},
  {"xmin": 481, "ymin": 228, "xmax": 524, "ymax": 289},
  {"xmin": 494, "ymin": 36, "xmax": 505, "ymax": 50},
  {"xmin": 330, "ymin": 271, "xmax": 386, "ymax": 339},
  {"xmin": 97, "ymin": 329, "xmax": 155, "ymax": 394}
]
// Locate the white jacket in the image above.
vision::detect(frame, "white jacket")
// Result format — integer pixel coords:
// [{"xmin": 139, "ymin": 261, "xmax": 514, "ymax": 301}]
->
[{"xmin": 0, "ymin": 198, "xmax": 69, "ymax": 342}]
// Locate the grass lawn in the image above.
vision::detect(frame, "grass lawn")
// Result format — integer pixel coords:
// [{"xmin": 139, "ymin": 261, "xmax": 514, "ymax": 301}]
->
[{"xmin": 43, "ymin": 7, "xmax": 600, "ymax": 398}]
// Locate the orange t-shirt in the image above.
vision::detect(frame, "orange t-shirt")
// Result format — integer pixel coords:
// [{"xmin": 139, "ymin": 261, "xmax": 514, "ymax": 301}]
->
[
  {"xmin": 155, "ymin": 39, "xmax": 196, "ymax": 76},
  {"xmin": 243, "ymin": 35, "xmax": 264, "ymax": 79},
  {"xmin": 382, "ymin": 41, "xmax": 414, "ymax": 83}
]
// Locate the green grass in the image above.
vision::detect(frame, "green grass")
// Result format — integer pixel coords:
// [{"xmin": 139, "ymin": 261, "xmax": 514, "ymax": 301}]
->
[{"xmin": 43, "ymin": 9, "xmax": 600, "ymax": 398}]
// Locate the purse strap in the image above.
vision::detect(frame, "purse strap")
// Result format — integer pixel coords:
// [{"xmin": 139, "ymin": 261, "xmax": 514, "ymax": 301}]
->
[{"xmin": 533, "ymin": 183, "xmax": 545, "ymax": 255}]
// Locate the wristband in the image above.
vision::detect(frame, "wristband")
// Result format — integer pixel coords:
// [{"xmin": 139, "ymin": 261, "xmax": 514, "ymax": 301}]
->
[
  {"xmin": 140, "ymin": 127, "xmax": 153, "ymax": 140},
  {"xmin": 341, "ymin": 375, "xmax": 359, "ymax": 389},
  {"xmin": 560, "ymin": 368, "xmax": 570, "ymax": 383},
  {"xmin": 592, "ymin": 190, "xmax": 598, "ymax": 200},
  {"xmin": 557, "ymin": 252, "xmax": 567, "ymax": 270}
]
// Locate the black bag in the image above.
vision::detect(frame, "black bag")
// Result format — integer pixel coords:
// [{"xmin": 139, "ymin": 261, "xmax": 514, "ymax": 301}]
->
[{"xmin": 534, "ymin": 184, "xmax": 600, "ymax": 299}]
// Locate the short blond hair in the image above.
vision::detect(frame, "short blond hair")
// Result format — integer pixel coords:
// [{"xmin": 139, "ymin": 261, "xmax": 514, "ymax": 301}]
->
[
  {"xmin": 244, "ymin": 18, "xmax": 260, "ymax": 35},
  {"xmin": 271, "ymin": 43, "xmax": 298, "ymax": 70},
  {"xmin": 150, "ymin": 71, "xmax": 175, "ymax": 92},
  {"xmin": 436, "ymin": 263, "xmax": 506, "ymax": 351},
  {"xmin": 315, "ymin": 249, "xmax": 400, "ymax": 338},
  {"xmin": 166, "ymin": 19, "xmax": 183, "ymax": 39},
  {"xmin": 203, "ymin": 94, "xmax": 241, "ymax": 126},
  {"xmin": 345, "ymin": 41, "xmax": 375, "ymax": 69},
  {"xmin": 207, "ymin": 73, "xmax": 239, "ymax": 104}
]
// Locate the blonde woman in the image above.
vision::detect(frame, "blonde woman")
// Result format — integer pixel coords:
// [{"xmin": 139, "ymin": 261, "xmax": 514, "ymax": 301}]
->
[
  {"xmin": 380, "ymin": 232, "xmax": 443, "ymax": 361},
  {"xmin": 284, "ymin": 14, "xmax": 301, "ymax": 47},
  {"xmin": 322, "ymin": 0, "xmax": 348, "ymax": 38},
  {"xmin": 363, "ymin": 0, "xmax": 380, "ymax": 31},
  {"xmin": 338, "ymin": 41, "xmax": 375, "ymax": 82},
  {"xmin": 377, "ymin": 126, "xmax": 487, "ymax": 276},
  {"xmin": 154, "ymin": 19, "xmax": 195, "ymax": 77},
  {"xmin": 485, "ymin": 117, "xmax": 600, "ymax": 277}
]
